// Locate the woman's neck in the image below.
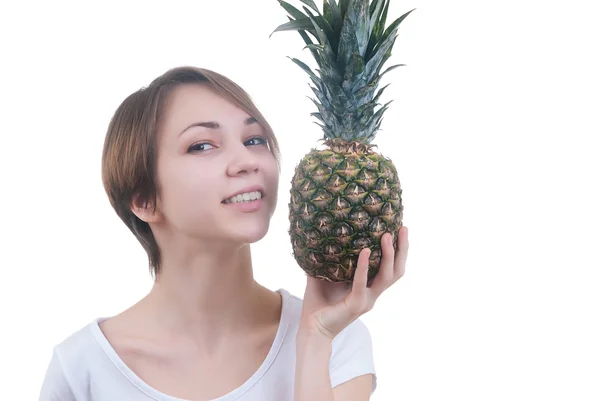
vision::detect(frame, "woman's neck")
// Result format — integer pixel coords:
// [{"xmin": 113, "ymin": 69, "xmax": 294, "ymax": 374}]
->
[{"xmin": 136, "ymin": 243, "xmax": 279, "ymax": 349}]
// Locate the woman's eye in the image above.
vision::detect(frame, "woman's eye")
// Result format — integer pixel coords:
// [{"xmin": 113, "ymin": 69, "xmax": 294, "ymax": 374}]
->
[
  {"xmin": 245, "ymin": 137, "xmax": 268, "ymax": 146},
  {"xmin": 188, "ymin": 142, "xmax": 214, "ymax": 153}
]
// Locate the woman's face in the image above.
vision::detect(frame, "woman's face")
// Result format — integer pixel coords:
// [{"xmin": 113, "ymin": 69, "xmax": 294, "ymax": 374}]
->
[{"xmin": 151, "ymin": 82, "xmax": 279, "ymax": 246}]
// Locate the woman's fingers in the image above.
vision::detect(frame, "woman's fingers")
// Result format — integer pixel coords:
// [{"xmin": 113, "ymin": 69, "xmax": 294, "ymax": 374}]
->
[
  {"xmin": 346, "ymin": 248, "xmax": 371, "ymax": 315},
  {"xmin": 394, "ymin": 226, "xmax": 409, "ymax": 280},
  {"xmin": 370, "ymin": 232, "xmax": 396, "ymax": 294},
  {"xmin": 352, "ymin": 248, "xmax": 370, "ymax": 294}
]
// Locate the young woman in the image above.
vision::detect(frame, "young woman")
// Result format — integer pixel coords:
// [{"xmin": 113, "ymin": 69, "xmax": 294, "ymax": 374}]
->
[{"xmin": 38, "ymin": 66, "xmax": 409, "ymax": 401}]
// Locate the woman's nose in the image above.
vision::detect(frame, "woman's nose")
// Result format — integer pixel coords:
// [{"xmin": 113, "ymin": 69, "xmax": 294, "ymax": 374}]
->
[{"xmin": 226, "ymin": 145, "xmax": 260, "ymax": 177}]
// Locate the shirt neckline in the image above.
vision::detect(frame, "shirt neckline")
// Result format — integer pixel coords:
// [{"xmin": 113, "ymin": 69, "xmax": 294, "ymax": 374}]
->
[{"xmin": 89, "ymin": 288, "xmax": 291, "ymax": 401}]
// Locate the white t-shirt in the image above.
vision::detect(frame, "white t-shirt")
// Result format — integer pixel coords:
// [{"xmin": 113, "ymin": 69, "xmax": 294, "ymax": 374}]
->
[{"xmin": 38, "ymin": 289, "xmax": 377, "ymax": 400}]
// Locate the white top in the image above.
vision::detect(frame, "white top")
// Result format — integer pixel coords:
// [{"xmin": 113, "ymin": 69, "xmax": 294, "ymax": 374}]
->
[{"xmin": 38, "ymin": 289, "xmax": 377, "ymax": 400}]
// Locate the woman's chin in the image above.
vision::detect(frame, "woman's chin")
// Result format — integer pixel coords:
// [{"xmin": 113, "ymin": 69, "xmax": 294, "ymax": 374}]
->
[
  {"xmin": 183, "ymin": 217, "xmax": 272, "ymax": 247},
  {"xmin": 228, "ymin": 222, "xmax": 271, "ymax": 245}
]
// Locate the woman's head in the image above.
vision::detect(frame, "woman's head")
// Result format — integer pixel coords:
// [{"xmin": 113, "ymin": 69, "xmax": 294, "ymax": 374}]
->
[{"xmin": 102, "ymin": 67, "xmax": 281, "ymax": 277}]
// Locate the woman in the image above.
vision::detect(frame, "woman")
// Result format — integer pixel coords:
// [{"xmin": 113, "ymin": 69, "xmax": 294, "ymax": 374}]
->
[{"xmin": 39, "ymin": 66, "xmax": 409, "ymax": 401}]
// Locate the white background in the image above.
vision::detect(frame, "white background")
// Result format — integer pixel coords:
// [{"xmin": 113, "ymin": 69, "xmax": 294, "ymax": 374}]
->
[{"xmin": 1, "ymin": 0, "xmax": 599, "ymax": 399}]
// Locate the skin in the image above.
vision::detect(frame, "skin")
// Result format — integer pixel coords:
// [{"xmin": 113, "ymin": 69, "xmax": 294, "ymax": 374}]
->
[{"xmin": 99, "ymin": 82, "xmax": 410, "ymax": 401}]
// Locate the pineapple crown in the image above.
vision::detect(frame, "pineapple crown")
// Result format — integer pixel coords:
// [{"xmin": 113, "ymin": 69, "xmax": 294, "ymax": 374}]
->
[{"xmin": 272, "ymin": 0, "xmax": 414, "ymax": 144}]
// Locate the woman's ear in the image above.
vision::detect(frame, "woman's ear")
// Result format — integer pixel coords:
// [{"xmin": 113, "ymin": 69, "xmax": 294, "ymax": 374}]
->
[{"xmin": 130, "ymin": 194, "xmax": 163, "ymax": 224}]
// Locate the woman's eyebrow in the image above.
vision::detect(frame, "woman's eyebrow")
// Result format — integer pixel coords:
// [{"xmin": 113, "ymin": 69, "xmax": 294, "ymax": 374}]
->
[{"xmin": 179, "ymin": 117, "xmax": 257, "ymax": 136}]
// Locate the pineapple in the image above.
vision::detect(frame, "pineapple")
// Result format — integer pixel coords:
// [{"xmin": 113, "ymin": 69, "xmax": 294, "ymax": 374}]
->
[{"xmin": 272, "ymin": 0, "xmax": 413, "ymax": 283}]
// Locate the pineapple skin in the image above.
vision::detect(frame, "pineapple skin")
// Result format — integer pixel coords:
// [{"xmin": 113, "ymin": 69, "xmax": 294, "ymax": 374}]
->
[{"xmin": 289, "ymin": 139, "xmax": 403, "ymax": 283}]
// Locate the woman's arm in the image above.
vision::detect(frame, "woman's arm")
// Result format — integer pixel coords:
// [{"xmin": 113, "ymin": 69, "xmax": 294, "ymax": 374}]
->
[
  {"xmin": 294, "ymin": 330, "xmax": 372, "ymax": 401},
  {"xmin": 294, "ymin": 331, "xmax": 335, "ymax": 401},
  {"xmin": 294, "ymin": 226, "xmax": 409, "ymax": 401}
]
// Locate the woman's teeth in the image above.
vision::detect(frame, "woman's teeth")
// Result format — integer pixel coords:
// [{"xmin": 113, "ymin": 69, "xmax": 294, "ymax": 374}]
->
[{"xmin": 223, "ymin": 191, "xmax": 262, "ymax": 204}]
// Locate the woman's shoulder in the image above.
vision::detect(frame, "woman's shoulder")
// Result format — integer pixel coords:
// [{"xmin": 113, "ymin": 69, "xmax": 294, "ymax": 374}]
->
[
  {"xmin": 40, "ymin": 318, "xmax": 112, "ymax": 395},
  {"xmin": 277, "ymin": 287, "xmax": 303, "ymax": 310},
  {"xmin": 52, "ymin": 318, "xmax": 105, "ymax": 356}
]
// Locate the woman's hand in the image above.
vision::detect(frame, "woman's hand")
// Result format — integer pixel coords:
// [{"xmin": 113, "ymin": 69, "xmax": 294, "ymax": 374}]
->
[{"xmin": 299, "ymin": 226, "xmax": 409, "ymax": 339}]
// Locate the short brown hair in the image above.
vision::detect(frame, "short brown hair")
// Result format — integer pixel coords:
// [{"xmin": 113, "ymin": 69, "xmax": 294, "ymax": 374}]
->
[{"xmin": 101, "ymin": 66, "xmax": 280, "ymax": 277}]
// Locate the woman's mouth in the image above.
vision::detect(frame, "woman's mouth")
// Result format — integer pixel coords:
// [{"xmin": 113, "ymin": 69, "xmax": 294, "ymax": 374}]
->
[{"xmin": 222, "ymin": 190, "xmax": 263, "ymax": 204}]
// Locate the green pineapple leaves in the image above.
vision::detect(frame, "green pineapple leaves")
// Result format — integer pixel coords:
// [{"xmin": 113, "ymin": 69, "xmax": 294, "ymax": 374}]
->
[
  {"xmin": 324, "ymin": 0, "xmax": 343, "ymax": 35},
  {"xmin": 272, "ymin": 0, "xmax": 414, "ymax": 143},
  {"xmin": 345, "ymin": 0, "xmax": 370, "ymax": 56},
  {"xmin": 373, "ymin": 8, "xmax": 415, "ymax": 58},
  {"xmin": 299, "ymin": 0, "xmax": 320, "ymax": 13},
  {"xmin": 365, "ymin": 0, "xmax": 389, "ymax": 59},
  {"xmin": 272, "ymin": 0, "xmax": 413, "ymax": 67}
]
